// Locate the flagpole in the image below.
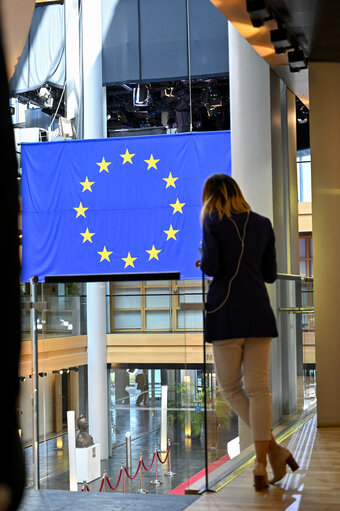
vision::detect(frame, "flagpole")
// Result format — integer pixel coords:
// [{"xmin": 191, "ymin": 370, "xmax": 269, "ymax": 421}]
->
[
  {"xmin": 186, "ymin": 0, "xmax": 193, "ymax": 132},
  {"xmin": 201, "ymin": 270, "xmax": 209, "ymax": 491}
]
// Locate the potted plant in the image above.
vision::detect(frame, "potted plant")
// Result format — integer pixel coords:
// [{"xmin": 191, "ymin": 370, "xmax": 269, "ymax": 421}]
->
[
  {"xmin": 168, "ymin": 381, "xmax": 205, "ymax": 438},
  {"xmin": 168, "ymin": 382, "xmax": 232, "ymax": 441}
]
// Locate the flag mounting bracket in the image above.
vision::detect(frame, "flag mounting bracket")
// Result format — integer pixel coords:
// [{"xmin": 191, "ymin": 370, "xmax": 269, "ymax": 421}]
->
[{"xmin": 44, "ymin": 272, "xmax": 181, "ymax": 283}]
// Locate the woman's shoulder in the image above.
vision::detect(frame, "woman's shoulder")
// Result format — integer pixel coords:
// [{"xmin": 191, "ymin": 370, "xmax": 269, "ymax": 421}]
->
[
  {"xmin": 203, "ymin": 211, "xmax": 220, "ymax": 226},
  {"xmin": 249, "ymin": 211, "xmax": 272, "ymax": 227}
]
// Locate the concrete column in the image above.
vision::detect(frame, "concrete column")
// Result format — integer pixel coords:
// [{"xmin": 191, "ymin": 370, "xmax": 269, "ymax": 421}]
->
[
  {"xmin": 81, "ymin": 0, "xmax": 109, "ymax": 458},
  {"xmin": 309, "ymin": 62, "xmax": 340, "ymax": 426},
  {"xmin": 228, "ymin": 25, "xmax": 280, "ymax": 435},
  {"xmin": 270, "ymin": 73, "xmax": 299, "ymax": 415},
  {"xmin": 64, "ymin": 0, "xmax": 80, "ymax": 124},
  {"xmin": 228, "ymin": 23, "xmax": 273, "ymax": 220},
  {"xmin": 86, "ymin": 282, "xmax": 108, "ymax": 458},
  {"xmin": 228, "ymin": 24, "xmax": 299, "ymax": 427}
]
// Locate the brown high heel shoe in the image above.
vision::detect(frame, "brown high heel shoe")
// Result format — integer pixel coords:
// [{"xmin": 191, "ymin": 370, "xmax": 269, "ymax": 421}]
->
[
  {"xmin": 253, "ymin": 462, "xmax": 269, "ymax": 491},
  {"xmin": 268, "ymin": 446, "xmax": 299, "ymax": 484}
]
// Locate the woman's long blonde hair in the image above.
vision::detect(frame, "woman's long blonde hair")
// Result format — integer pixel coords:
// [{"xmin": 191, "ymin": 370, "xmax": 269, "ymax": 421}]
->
[{"xmin": 200, "ymin": 174, "xmax": 250, "ymax": 223}]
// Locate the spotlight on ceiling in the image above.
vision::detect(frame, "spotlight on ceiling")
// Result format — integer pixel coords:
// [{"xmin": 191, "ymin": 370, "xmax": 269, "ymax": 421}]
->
[
  {"xmin": 202, "ymin": 87, "xmax": 222, "ymax": 109},
  {"xmin": 246, "ymin": 0, "xmax": 272, "ymax": 27},
  {"xmin": 297, "ymin": 106, "xmax": 309, "ymax": 124},
  {"xmin": 38, "ymin": 85, "xmax": 53, "ymax": 108},
  {"xmin": 133, "ymin": 84, "xmax": 150, "ymax": 107},
  {"xmin": 208, "ymin": 90, "xmax": 222, "ymax": 109},
  {"xmin": 288, "ymin": 49, "xmax": 308, "ymax": 72},
  {"xmin": 270, "ymin": 27, "xmax": 293, "ymax": 54}
]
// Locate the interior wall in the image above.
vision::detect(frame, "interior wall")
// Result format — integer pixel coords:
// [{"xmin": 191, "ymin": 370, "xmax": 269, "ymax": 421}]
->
[
  {"xmin": 309, "ymin": 61, "xmax": 340, "ymax": 426},
  {"xmin": 18, "ymin": 375, "xmax": 55, "ymax": 444}
]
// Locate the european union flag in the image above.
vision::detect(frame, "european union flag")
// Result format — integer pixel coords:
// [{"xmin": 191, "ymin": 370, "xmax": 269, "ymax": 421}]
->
[{"xmin": 21, "ymin": 131, "xmax": 231, "ymax": 282}]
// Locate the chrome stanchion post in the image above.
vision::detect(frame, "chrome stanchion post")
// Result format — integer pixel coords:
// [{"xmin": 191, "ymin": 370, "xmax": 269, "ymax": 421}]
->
[
  {"xmin": 136, "ymin": 453, "xmax": 148, "ymax": 494},
  {"xmin": 121, "ymin": 462, "xmax": 126, "ymax": 493},
  {"xmin": 103, "ymin": 470, "xmax": 108, "ymax": 492},
  {"xmin": 30, "ymin": 276, "xmax": 40, "ymax": 490},
  {"xmin": 165, "ymin": 439, "xmax": 176, "ymax": 477},
  {"xmin": 150, "ymin": 446, "xmax": 162, "ymax": 486}
]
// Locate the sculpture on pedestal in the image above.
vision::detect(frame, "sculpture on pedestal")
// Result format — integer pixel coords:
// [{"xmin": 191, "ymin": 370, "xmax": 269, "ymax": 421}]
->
[{"xmin": 76, "ymin": 415, "xmax": 94, "ymax": 448}]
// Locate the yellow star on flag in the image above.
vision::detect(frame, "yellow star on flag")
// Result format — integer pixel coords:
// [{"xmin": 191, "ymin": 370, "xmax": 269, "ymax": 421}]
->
[
  {"xmin": 98, "ymin": 246, "xmax": 113, "ymax": 262},
  {"xmin": 164, "ymin": 224, "xmax": 179, "ymax": 240},
  {"xmin": 163, "ymin": 172, "xmax": 178, "ymax": 189},
  {"xmin": 74, "ymin": 202, "xmax": 88, "ymax": 218},
  {"xmin": 170, "ymin": 198, "xmax": 185, "ymax": 214},
  {"xmin": 144, "ymin": 154, "xmax": 159, "ymax": 170},
  {"xmin": 146, "ymin": 244, "xmax": 161, "ymax": 261},
  {"xmin": 80, "ymin": 177, "xmax": 95, "ymax": 192},
  {"xmin": 80, "ymin": 227, "xmax": 95, "ymax": 243},
  {"xmin": 96, "ymin": 157, "xmax": 111, "ymax": 173},
  {"xmin": 120, "ymin": 148, "xmax": 135, "ymax": 165},
  {"xmin": 122, "ymin": 252, "xmax": 137, "ymax": 268}
]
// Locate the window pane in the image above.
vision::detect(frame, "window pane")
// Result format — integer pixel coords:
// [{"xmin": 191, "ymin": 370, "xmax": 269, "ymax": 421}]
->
[
  {"xmin": 299, "ymin": 238, "xmax": 306, "ymax": 258},
  {"xmin": 145, "ymin": 280, "xmax": 171, "ymax": 286},
  {"xmin": 114, "ymin": 281, "xmax": 141, "ymax": 286},
  {"xmin": 113, "ymin": 311, "xmax": 141, "ymax": 329},
  {"xmin": 146, "ymin": 311, "xmax": 170, "ymax": 329},
  {"xmin": 179, "ymin": 287, "xmax": 203, "ymax": 304},
  {"xmin": 177, "ymin": 310, "xmax": 203, "ymax": 329},
  {"xmin": 146, "ymin": 288, "xmax": 170, "ymax": 308},
  {"xmin": 113, "ymin": 288, "xmax": 141, "ymax": 308},
  {"xmin": 177, "ymin": 279, "xmax": 201, "ymax": 285},
  {"xmin": 310, "ymin": 261, "xmax": 313, "ymax": 276},
  {"xmin": 309, "ymin": 237, "xmax": 313, "ymax": 257},
  {"xmin": 300, "ymin": 260, "xmax": 307, "ymax": 276}
]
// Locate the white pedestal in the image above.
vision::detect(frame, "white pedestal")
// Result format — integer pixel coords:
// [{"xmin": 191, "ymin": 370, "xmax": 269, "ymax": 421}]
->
[{"xmin": 76, "ymin": 443, "xmax": 101, "ymax": 483}]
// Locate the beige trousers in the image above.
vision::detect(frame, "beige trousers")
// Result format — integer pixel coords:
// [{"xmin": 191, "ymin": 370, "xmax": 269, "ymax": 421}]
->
[{"xmin": 212, "ymin": 337, "xmax": 272, "ymax": 442}]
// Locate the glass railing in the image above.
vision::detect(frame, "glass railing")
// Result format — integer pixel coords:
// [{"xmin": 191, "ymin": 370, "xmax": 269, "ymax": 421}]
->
[
  {"xmin": 18, "ymin": 273, "xmax": 314, "ymax": 494},
  {"xmin": 203, "ymin": 273, "xmax": 315, "ymax": 491}
]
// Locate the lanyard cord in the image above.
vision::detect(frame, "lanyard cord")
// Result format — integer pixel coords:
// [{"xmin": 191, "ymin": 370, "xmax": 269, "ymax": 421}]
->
[{"xmin": 205, "ymin": 211, "xmax": 250, "ymax": 315}]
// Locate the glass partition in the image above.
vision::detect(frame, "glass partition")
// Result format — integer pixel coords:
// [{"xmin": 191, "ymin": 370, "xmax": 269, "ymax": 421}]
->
[
  {"xmin": 19, "ymin": 278, "xmax": 208, "ymax": 494},
  {"xmin": 18, "ymin": 273, "xmax": 315, "ymax": 494}
]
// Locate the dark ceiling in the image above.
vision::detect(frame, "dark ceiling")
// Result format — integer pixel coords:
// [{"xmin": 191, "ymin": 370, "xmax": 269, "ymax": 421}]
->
[
  {"xmin": 18, "ymin": 0, "xmax": 332, "ymax": 149},
  {"xmin": 267, "ymin": 0, "xmax": 340, "ymax": 62}
]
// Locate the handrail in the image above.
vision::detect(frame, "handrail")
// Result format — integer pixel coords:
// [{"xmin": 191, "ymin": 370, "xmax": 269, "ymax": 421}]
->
[
  {"xmin": 280, "ymin": 307, "xmax": 314, "ymax": 313},
  {"xmin": 277, "ymin": 273, "xmax": 313, "ymax": 283}
]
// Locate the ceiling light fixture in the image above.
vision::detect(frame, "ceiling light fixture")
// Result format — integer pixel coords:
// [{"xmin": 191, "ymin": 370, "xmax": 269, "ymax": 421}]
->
[
  {"xmin": 133, "ymin": 84, "xmax": 151, "ymax": 107},
  {"xmin": 245, "ymin": 0, "xmax": 272, "ymax": 27},
  {"xmin": 288, "ymin": 49, "xmax": 308, "ymax": 72},
  {"xmin": 270, "ymin": 27, "xmax": 293, "ymax": 54}
]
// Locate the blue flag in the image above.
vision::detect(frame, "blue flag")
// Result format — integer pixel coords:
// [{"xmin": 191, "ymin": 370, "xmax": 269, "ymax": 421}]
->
[{"xmin": 21, "ymin": 131, "xmax": 231, "ymax": 282}]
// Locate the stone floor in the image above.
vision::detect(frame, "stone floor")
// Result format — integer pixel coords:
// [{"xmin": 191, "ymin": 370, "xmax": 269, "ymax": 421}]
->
[
  {"xmin": 24, "ymin": 402, "xmax": 238, "ymax": 495},
  {"xmin": 17, "ymin": 489, "xmax": 199, "ymax": 511}
]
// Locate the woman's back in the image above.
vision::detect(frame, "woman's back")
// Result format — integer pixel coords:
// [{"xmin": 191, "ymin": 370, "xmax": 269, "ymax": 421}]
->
[{"xmin": 200, "ymin": 211, "xmax": 278, "ymax": 342}]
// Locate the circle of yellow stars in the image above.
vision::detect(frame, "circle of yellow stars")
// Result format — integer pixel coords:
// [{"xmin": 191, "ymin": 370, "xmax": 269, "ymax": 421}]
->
[{"xmin": 74, "ymin": 149, "xmax": 185, "ymax": 269}]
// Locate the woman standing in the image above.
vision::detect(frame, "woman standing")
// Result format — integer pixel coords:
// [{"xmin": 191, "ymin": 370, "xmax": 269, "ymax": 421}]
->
[{"xmin": 198, "ymin": 174, "xmax": 298, "ymax": 491}]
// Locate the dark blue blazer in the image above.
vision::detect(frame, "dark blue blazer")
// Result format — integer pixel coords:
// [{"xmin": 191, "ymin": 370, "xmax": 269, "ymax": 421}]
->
[{"xmin": 200, "ymin": 211, "xmax": 278, "ymax": 343}]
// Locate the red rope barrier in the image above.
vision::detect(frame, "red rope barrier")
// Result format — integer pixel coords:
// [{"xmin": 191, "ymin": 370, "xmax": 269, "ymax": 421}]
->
[
  {"xmin": 106, "ymin": 469, "xmax": 123, "ymax": 491},
  {"xmin": 157, "ymin": 444, "xmax": 170, "ymax": 464},
  {"xmin": 81, "ymin": 481, "xmax": 90, "ymax": 492},
  {"xmin": 141, "ymin": 451, "xmax": 156, "ymax": 471},
  {"xmin": 124, "ymin": 460, "xmax": 142, "ymax": 480},
  {"xmin": 96, "ymin": 441, "xmax": 172, "ymax": 492}
]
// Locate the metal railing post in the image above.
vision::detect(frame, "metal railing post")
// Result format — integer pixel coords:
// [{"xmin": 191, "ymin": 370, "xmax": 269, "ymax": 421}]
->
[{"xmin": 30, "ymin": 276, "xmax": 40, "ymax": 489}]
